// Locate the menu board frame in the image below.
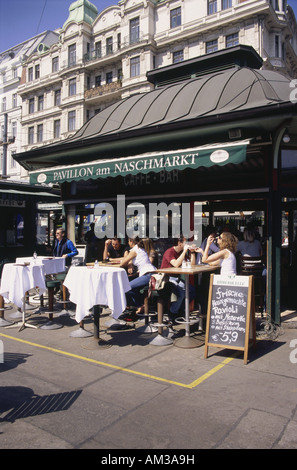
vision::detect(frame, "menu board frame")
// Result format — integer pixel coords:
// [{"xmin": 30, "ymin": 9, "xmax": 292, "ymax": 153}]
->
[{"xmin": 204, "ymin": 274, "xmax": 256, "ymax": 365}]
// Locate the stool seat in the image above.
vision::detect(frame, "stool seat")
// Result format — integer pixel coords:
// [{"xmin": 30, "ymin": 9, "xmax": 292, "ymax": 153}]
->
[
  {"xmin": 46, "ymin": 280, "xmax": 61, "ymax": 289},
  {"xmin": 55, "ymin": 273, "xmax": 67, "ymax": 281}
]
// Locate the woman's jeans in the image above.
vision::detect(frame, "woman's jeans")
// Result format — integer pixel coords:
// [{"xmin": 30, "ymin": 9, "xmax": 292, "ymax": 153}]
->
[
  {"xmin": 126, "ymin": 272, "xmax": 152, "ymax": 307},
  {"xmin": 169, "ymin": 277, "xmax": 196, "ymax": 317}
]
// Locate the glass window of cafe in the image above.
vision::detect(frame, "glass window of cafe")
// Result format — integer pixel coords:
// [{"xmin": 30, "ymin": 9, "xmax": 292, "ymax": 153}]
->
[{"xmin": 73, "ymin": 200, "xmax": 266, "ymax": 266}]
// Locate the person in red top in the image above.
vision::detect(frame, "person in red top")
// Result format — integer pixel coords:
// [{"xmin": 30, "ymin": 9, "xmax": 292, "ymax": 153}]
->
[{"xmin": 161, "ymin": 237, "xmax": 196, "ymax": 324}]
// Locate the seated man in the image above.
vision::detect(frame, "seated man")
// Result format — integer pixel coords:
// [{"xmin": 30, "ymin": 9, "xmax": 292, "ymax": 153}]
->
[
  {"xmin": 53, "ymin": 228, "xmax": 78, "ymax": 267},
  {"xmin": 103, "ymin": 237, "xmax": 126, "ymax": 261},
  {"xmin": 161, "ymin": 237, "xmax": 196, "ymax": 324}
]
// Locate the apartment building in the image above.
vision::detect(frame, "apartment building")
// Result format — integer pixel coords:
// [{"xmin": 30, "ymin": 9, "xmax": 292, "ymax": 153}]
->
[
  {"xmin": 1, "ymin": 0, "xmax": 297, "ymax": 180},
  {"xmin": 0, "ymin": 31, "xmax": 59, "ymax": 179}
]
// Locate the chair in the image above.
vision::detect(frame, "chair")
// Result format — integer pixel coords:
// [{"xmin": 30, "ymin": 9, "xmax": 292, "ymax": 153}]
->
[
  {"xmin": 73, "ymin": 245, "xmax": 86, "ymax": 265},
  {"xmin": 240, "ymin": 256, "xmax": 265, "ymax": 316}
]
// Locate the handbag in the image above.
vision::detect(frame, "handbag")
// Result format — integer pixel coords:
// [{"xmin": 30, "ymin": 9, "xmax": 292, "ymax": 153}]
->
[{"xmin": 148, "ymin": 272, "xmax": 169, "ymax": 296}]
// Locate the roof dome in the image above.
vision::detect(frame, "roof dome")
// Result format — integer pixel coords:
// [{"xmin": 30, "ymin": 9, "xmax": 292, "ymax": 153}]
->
[
  {"xmin": 63, "ymin": 0, "xmax": 98, "ymax": 29},
  {"xmin": 71, "ymin": 67, "xmax": 292, "ymax": 142}
]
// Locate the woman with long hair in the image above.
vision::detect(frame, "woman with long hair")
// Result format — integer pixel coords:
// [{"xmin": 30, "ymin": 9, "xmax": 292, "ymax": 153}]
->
[
  {"xmin": 120, "ymin": 238, "xmax": 156, "ymax": 316},
  {"xmin": 200, "ymin": 231, "xmax": 238, "ymax": 275}
]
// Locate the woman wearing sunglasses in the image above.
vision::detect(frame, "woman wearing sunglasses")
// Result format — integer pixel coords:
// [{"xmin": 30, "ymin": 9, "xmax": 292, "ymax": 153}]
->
[{"xmin": 200, "ymin": 231, "xmax": 238, "ymax": 275}]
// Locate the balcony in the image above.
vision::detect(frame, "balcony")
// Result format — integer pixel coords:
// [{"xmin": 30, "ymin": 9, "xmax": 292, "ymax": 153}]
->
[
  {"xmin": 83, "ymin": 32, "xmax": 149, "ymax": 66},
  {"xmin": 84, "ymin": 80, "xmax": 122, "ymax": 100}
]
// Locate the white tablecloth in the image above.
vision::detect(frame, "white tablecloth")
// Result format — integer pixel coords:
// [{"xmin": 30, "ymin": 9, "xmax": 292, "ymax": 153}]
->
[
  {"xmin": 15, "ymin": 256, "xmax": 65, "ymax": 275},
  {"xmin": 0, "ymin": 263, "xmax": 47, "ymax": 308},
  {"xmin": 63, "ymin": 265, "xmax": 131, "ymax": 323}
]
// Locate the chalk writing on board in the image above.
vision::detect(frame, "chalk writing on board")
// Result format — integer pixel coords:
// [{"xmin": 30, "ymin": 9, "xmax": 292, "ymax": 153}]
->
[{"xmin": 209, "ymin": 276, "xmax": 249, "ymax": 348}]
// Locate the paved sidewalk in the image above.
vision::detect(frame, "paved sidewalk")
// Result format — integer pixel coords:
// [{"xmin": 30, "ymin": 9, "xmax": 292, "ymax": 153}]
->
[{"xmin": 0, "ymin": 298, "xmax": 297, "ymax": 452}]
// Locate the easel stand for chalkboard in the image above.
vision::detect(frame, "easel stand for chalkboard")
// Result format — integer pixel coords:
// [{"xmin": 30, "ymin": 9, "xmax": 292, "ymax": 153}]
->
[{"xmin": 204, "ymin": 274, "xmax": 256, "ymax": 365}]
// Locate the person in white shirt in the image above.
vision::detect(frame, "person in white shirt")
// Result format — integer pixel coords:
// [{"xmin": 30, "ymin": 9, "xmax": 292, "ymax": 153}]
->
[
  {"xmin": 200, "ymin": 231, "xmax": 238, "ymax": 275},
  {"xmin": 120, "ymin": 238, "xmax": 156, "ymax": 313}
]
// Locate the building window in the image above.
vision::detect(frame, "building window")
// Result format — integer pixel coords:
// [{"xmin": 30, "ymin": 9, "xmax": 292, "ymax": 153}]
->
[
  {"xmin": 37, "ymin": 124, "xmax": 43, "ymax": 143},
  {"xmin": 68, "ymin": 44, "xmax": 76, "ymax": 66},
  {"xmin": 95, "ymin": 75, "xmax": 101, "ymax": 87},
  {"xmin": 29, "ymin": 97, "xmax": 34, "ymax": 114},
  {"xmin": 208, "ymin": 0, "xmax": 217, "ymax": 15},
  {"xmin": 12, "ymin": 122, "xmax": 17, "ymax": 139},
  {"xmin": 117, "ymin": 33, "xmax": 121, "ymax": 50},
  {"xmin": 95, "ymin": 41, "xmax": 101, "ymax": 58},
  {"xmin": 68, "ymin": 111, "xmax": 76, "ymax": 131},
  {"xmin": 206, "ymin": 39, "xmax": 218, "ymax": 54},
  {"xmin": 28, "ymin": 127, "xmax": 34, "ymax": 144},
  {"xmin": 222, "ymin": 0, "xmax": 232, "ymax": 9},
  {"xmin": 106, "ymin": 37, "xmax": 113, "ymax": 55},
  {"xmin": 130, "ymin": 56, "xmax": 140, "ymax": 77},
  {"xmin": 35, "ymin": 64, "xmax": 40, "ymax": 79},
  {"xmin": 173, "ymin": 50, "xmax": 184, "ymax": 63},
  {"xmin": 130, "ymin": 17, "xmax": 140, "ymax": 44},
  {"xmin": 52, "ymin": 56, "xmax": 59, "ymax": 73},
  {"xmin": 38, "ymin": 95, "xmax": 44, "ymax": 111},
  {"xmin": 106, "ymin": 71, "xmax": 113, "ymax": 84},
  {"xmin": 55, "ymin": 89, "xmax": 61, "ymax": 106},
  {"xmin": 118, "ymin": 68, "xmax": 122, "ymax": 81},
  {"xmin": 69, "ymin": 78, "xmax": 76, "ymax": 96},
  {"xmin": 2, "ymin": 97, "xmax": 6, "ymax": 112},
  {"xmin": 54, "ymin": 119, "xmax": 60, "ymax": 138},
  {"xmin": 12, "ymin": 93, "xmax": 17, "ymax": 108},
  {"xmin": 10, "ymin": 151, "xmax": 16, "ymax": 168},
  {"xmin": 28, "ymin": 67, "xmax": 33, "ymax": 81},
  {"xmin": 275, "ymin": 35, "xmax": 280, "ymax": 57},
  {"xmin": 226, "ymin": 32, "xmax": 239, "ymax": 48},
  {"xmin": 170, "ymin": 7, "xmax": 181, "ymax": 28}
]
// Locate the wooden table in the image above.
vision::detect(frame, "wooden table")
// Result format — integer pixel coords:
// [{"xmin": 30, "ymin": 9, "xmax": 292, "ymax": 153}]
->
[{"xmin": 155, "ymin": 265, "xmax": 219, "ymax": 348}]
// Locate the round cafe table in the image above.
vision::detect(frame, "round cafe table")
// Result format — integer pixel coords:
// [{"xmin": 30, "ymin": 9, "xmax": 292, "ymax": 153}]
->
[
  {"xmin": 155, "ymin": 265, "xmax": 219, "ymax": 348},
  {"xmin": 0, "ymin": 262, "xmax": 46, "ymax": 332},
  {"xmin": 63, "ymin": 264, "xmax": 131, "ymax": 348}
]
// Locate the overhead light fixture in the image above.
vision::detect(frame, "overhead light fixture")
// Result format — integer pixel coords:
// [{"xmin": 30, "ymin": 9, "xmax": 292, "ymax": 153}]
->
[{"xmin": 283, "ymin": 129, "xmax": 291, "ymax": 144}]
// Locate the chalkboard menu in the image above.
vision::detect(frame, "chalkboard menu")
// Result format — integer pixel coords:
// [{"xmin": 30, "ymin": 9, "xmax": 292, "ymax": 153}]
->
[{"xmin": 204, "ymin": 274, "xmax": 256, "ymax": 365}]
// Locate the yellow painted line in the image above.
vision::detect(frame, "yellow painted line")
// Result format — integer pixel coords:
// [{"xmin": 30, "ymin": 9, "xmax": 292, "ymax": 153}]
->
[{"xmin": 0, "ymin": 332, "xmax": 237, "ymax": 389}]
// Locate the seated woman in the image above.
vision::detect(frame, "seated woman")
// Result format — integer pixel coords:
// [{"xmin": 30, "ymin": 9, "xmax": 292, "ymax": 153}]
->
[
  {"xmin": 199, "ymin": 231, "xmax": 238, "ymax": 275},
  {"xmin": 237, "ymin": 227, "xmax": 262, "ymax": 257},
  {"xmin": 120, "ymin": 238, "xmax": 156, "ymax": 319}
]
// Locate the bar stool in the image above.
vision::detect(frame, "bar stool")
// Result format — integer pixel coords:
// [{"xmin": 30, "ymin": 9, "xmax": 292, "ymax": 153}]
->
[
  {"xmin": 146, "ymin": 290, "xmax": 174, "ymax": 346},
  {"xmin": 135, "ymin": 286, "xmax": 158, "ymax": 333},
  {"xmin": 40, "ymin": 280, "xmax": 63, "ymax": 330},
  {"xmin": 55, "ymin": 272, "xmax": 71, "ymax": 312}
]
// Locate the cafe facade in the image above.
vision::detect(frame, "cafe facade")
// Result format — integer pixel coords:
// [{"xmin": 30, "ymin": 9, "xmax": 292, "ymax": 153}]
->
[
  {"xmin": 0, "ymin": 179, "xmax": 60, "ymax": 261},
  {"xmin": 15, "ymin": 46, "xmax": 297, "ymax": 326}
]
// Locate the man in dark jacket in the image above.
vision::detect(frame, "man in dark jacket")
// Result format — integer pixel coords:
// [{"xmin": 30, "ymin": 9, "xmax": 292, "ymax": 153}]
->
[{"xmin": 53, "ymin": 228, "xmax": 78, "ymax": 266}]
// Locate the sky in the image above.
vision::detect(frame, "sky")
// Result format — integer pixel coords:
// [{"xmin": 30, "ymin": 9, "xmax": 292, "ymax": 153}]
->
[
  {"xmin": 0, "ymin": 0, "xmax": 117, "ymax": 52},
  {"xmin": 0, "ymin": 0, "xmax": 297, "ymax": 53}
]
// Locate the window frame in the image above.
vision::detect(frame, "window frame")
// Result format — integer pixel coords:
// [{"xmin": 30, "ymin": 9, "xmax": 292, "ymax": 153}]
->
[{"xmin": 170, "ymin": 7, "xmax": 181, "ymax": 28}]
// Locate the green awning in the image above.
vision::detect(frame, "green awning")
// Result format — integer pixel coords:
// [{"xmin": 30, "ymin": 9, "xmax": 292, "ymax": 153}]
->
[{"xmin": 30, "ymin": 142, "xmax": 248, "ymax": 185}]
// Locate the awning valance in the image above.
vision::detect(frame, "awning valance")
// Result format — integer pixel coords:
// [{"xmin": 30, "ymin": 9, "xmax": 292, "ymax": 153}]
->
[{"xmin": 30, "ymin": 141, "xmax": 249, "ymax": 185}]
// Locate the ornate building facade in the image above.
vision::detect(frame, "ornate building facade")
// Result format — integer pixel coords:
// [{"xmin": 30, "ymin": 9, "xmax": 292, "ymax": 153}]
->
[{"xmin": 1, "ymin": 0, "xmax": 297, "ymax": 179}]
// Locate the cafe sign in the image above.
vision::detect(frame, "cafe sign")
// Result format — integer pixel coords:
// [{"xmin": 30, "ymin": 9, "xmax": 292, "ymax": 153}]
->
[{"xmin": 30, "ymin": 142, "xmax": 248, "ymax": 185}]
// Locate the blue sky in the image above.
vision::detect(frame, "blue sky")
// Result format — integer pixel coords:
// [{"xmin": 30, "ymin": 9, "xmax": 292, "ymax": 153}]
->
[{"xmin": 0, "ymin": 0, "xmax": 297, "ymax": 52}]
